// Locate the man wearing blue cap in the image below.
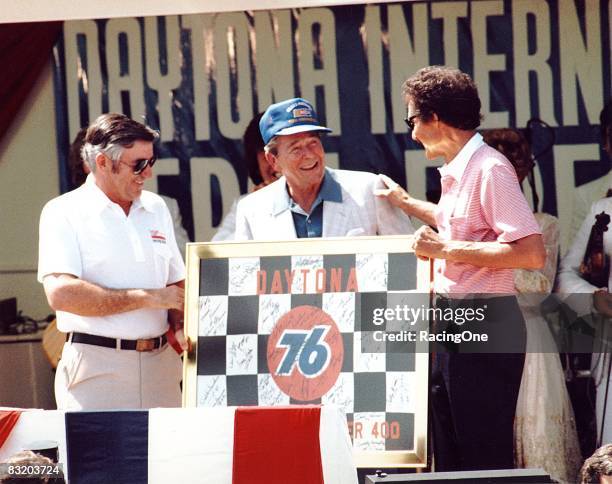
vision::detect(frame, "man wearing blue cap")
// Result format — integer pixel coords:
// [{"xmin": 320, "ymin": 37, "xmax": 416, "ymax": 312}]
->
[{"xmin": 234, "ymin": 98, "xmax": 413, "ymax": 240}]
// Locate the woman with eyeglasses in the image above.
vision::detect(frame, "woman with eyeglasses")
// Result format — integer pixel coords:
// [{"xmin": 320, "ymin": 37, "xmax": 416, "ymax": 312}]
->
[{"xmin": 376, "ymin": 66, "xmax": 546, "ymax": 472}]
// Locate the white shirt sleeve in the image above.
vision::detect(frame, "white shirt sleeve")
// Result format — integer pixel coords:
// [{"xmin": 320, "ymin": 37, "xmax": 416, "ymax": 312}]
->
[
  {"xmin": 234, "ymin": 196, "xmax": 254, "ymax": 241},
  {"xmin": 160, "ymin": 201, "xmax": 186, "ymax": 284},
  {"xmin": 211, "ymin": 198, "xmax": 239, "ymax": 241},
  {"xmin": 37, "ymin": 199, "xmax": 83, "ymax": 282},
  {"xmin": 161, "ymin": 195, "xmax": 190, "ymax": 260},
  {"xmin": 557, "ymin": 203, "xmax": 601, "ymax": 294}
]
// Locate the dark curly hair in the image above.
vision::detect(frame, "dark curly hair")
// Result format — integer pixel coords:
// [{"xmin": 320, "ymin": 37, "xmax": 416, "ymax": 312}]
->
[
  {"xmin": 67, "ymin": 127, "xmax": 88, "ymax": 187},
  {"xmin": 243, "ymin": 113, "xmax": 265, "ymax": 185},
  {"xmin": 481, "ymin": 128, "xmax": 533, "ymax": 181},
  {"xmin": 482, "ymin": 128, "xmax": 539, "ymax": 210},
  {"xmin": 402, "ymin": 66, "xmax": 483, "ymax": 130}
]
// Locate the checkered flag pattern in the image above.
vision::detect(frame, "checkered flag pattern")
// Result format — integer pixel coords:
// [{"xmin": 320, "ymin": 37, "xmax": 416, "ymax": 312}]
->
[{"xmin": 197, "ymin": 252, "xmax": 419, "ymax": 451}]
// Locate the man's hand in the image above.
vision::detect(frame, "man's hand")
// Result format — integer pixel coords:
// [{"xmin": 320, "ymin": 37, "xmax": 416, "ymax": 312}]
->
[
  {"xmin": 174, "ymin": 328, "xmax": 191, "ymax": 352},
  {"xmin": 43, "ymin": 273, "xmax": 186, "ymax": 316},
  {"xmin": 374, "ymin": 174, "xmax": 410, "ymax": 209},
  {"xmin": 375, "ymin": 174, "xmax": 438, "ymax": 227},
  {"xmin": 412, "ymin": 225, "xmax": 443, "ymax": 260},
  {"xmin": 166, "ymin": 281, "xmax": 187, "ymax": 353},
  {"xmin": 593, "ymin": 289, "xmax": 612, "ymax": 317},
  {"xmin": 166, "ymin": 326, "xmax": 190, "ymax": 353},
  {"xmin": 149, "ymin": 285, "xmax": 184, "ymax": 310}
]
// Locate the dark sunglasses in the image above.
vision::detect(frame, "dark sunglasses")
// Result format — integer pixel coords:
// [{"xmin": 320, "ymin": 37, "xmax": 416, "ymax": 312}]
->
[
  {"xmin": 404, "ymin": 114, "xmax": 420, "ymax": 131},
  {"xmin": 119, "ymin": 156, "xmax": 157, "ymax": 175}
]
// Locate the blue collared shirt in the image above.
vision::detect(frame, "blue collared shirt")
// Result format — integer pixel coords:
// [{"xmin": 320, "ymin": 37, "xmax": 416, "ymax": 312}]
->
[{"xmin": 272, "ymin": 170, "xmax": 343, "ymax": 238}]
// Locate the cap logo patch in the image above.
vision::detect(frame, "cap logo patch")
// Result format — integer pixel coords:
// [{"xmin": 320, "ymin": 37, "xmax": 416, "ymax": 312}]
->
[
  {"xmin": 261, "ymin": 98, "xmax": 331, "ymax": 144},
  {"xmin": 292, "ymin": 108, "xmax": 312, "ymax": 118}
]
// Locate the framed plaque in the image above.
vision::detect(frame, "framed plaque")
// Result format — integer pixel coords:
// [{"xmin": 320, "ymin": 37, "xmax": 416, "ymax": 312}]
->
[{"xmin": 183, "ymin": 236, "xmax": 430, "ymax": 467}]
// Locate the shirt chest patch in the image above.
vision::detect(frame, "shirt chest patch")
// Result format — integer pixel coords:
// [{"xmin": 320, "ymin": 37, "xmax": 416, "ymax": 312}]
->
[{"xmin": 150, "ymin": 229, "xmax": 167, "ymax": 244}]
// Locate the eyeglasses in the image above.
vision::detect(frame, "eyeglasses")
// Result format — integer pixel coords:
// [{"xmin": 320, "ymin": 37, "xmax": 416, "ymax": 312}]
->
[
  {"xmin": 404, "ymin": 114, "xmax": 420, "ymax": 131},
  {"xmin": 119, "ymin": 156, "xmax": 157, "ymax": 175}
]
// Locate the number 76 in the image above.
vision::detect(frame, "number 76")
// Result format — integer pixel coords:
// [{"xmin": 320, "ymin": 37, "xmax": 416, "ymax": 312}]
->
[{"xmin": 275, "ymin": 326, "xmax": 331, "ymax": 377}]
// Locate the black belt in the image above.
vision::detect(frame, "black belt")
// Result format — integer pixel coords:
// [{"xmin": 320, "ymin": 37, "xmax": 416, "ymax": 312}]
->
[{"xmin": 68, "ymin": 332, "xmax": 167, "ymax": 352}]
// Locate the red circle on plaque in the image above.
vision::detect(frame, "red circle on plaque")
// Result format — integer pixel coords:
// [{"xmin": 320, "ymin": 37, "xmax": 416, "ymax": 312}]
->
[{"xmin": 267, "ymin": 305, "xmax": 344, "ymax": 401}]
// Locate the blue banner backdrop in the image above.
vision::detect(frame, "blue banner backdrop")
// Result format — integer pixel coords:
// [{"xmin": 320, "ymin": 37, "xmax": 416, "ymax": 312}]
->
[{"xmin": 52, "ymin": 1, "xmax": 611, "ymax": 249}]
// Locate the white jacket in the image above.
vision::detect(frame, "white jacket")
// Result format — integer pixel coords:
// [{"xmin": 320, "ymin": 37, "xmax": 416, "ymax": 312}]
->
[{"xmin": 234, "ymin": 168, "xmax": 414, "ymax": 240}]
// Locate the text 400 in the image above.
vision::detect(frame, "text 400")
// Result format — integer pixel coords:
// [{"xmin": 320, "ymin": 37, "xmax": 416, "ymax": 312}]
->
[{"xmin": 349, "ymin": 420, "xmax": 401, "ymax": 440}]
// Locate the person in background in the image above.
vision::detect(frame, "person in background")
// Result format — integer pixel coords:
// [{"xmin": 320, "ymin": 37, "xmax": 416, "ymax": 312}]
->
[
  {"xmin": 568, "ymin": 101, "xmax": 611, "ymax": 245},
  {"xmin": 377, "ymin": 66, "xmax": 545, "ymax": 471},
  {"xmin": 0, "ymin": 450, "xmax": 64, "ymax": 484},
  {"xmin": 67, "ymin": 127, "xmax": 88, "ymax": 187},
  {"xmin": 557, "ymin": 101, "xmax": 612, "ymax": 448},
  {"xmin": 234, "ymin": 98, "xmax": 413, "ymax": 240},
  {"xmin": 580, "ymin": 444, "xmax": 612, "ymax": 484},
  {"xmin": 212, "ymin": 113, "xmax": 279, "ymax": 241},
  {"xmin": 38, "ymin": 113, "xmax": 186, "ymax": 410},
  {"xmin": 483, "ymin": 128, "xmax": 582, "ymax": 483}
]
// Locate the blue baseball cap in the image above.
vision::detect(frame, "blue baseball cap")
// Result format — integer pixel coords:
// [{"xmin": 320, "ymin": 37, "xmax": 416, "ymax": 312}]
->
[{"xmin": 259, "ymin": 98, "xmax": 332, "ymax": 144}]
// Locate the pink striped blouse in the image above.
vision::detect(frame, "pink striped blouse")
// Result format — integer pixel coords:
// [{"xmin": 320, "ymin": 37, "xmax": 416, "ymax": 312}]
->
[{"xmin": 434, "ymin": 133, "xmax": 541, "ymax": 295}]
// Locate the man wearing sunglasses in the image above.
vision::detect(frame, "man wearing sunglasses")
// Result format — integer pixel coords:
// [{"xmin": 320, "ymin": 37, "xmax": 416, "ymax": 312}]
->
[{"xmin": 38, "ymin": 113, "xmax": 186, "ymax": 410}]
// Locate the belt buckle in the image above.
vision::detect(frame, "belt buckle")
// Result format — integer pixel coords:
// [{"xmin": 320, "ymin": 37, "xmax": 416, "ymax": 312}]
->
[{"xmin": 135, "ymin": 339, "xmax": 155, "ymax": 352}]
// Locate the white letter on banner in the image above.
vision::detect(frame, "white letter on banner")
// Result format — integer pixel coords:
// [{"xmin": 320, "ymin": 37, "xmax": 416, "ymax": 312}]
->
[
  {"xmin": 183, "ymin": 14, "xmax": 213, "ymax": 141},
  {"xmin": 553, "ymin": 144, "xmax": 600, "ymax": 254},
  {"xmin": 389, "ymin": 3, "xmax": 429, "ymax": 133},
  {"xmin": 214, "ymin": 13, "xmax": 253, "ymax": 139},
  {"xmin": 471, "ymin": 1, "xmax": 508, "ymax": 128},
  {"xmin": 144, "ymin": 16, "xmax": 181, "ymax": 142},
  {"xmin": 559, "ymin": 0, "xmax": 603, "ymax": 125},
  {"xmin": 512, "ymin": 0, "xmax": 557, "ymax": 127},
  {"xmin": 143, "ymin": 158, "xmax": 180, "ymax": 193},
  {"xmin": 364, "ymin": 6, "xmax": 385, "ymax": 134},
  {"xmin": 254, "ymin": 10, "xmax": 295, "ymax": 111},
  {"xmin": 190, "ymin": 157, "xmax": 241, "ymax": 242},
  {"xmin": 106, "ymin": 18, "xmax": 146, "ymax": 121},
  {"xmin": 431, "ymin": 2, "xmax": 468, "ymax": 68},
  {"xmin": 297, "ymin": 8, "xmax": 341, "ymax": 134},
  {"xmin": 63, "ymin": 20, "xmax": 103, "ymax": 140}
]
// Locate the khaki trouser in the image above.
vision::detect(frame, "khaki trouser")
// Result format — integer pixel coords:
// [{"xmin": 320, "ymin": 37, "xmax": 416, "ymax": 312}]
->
[{"xmin": 55, "ymin": 340, "xmax": 182, "ymax": 410}]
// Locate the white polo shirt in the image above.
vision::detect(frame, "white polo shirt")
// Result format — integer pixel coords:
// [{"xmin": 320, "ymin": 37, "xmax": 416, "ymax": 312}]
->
[{"xmin": 38, "ymin": 175, "xmax": 185, "ymax": 339}]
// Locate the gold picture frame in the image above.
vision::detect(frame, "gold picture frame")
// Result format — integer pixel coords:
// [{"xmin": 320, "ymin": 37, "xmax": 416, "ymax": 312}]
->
[{"xmin": 183, "ymin": 235, "xmax": 430, "ymax": 467}]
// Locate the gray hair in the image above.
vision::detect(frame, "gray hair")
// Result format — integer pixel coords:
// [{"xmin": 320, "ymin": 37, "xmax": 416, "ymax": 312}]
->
[
  {"xmin": 263, "ymin": 136, "xmax": 279, "ymax": 156},
  {"xmin": 81, "ymin": 142, "xmax": 124, "ymax": 173},
  {"xmin": 80, "ymin": 113, "xmax": 159, "ymax": 173}
]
